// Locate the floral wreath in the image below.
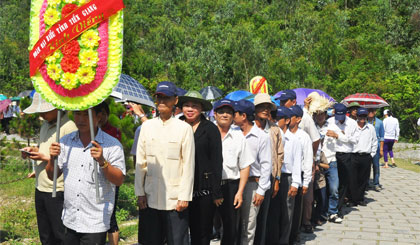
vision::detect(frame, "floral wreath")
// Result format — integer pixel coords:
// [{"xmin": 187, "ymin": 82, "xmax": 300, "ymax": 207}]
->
[{"xmin": 29, "ymin": 0, "xmax": 123, "ymax": 110}]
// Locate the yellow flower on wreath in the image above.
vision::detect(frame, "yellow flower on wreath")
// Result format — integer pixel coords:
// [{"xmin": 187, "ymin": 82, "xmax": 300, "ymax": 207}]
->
[
  {"xmin": 45, "ymin": 50, "xmax": 61, "ymax": 63},
  {"xmin": 44, "ymin": 8, "xmax": 60, "ymax": 26},
  {"xmin": 63, "ymin": 0, "xmax": 76, "ymax": 3},
  {"xmin": 81, "ymin": 30, "xmax": 100, "ymax": 48},
  {"xmin": 79, "ymin": 49, "xmax": 99, "ymax": 67},
  {"xmin": 60, "ymin": 72, "xmax": 78, "ymax": 90},
  {"xmin": 76, "ymin": 67, "xmax": 95, "ymax": 85},
  {"xmin": 47, "ymin": 64, "xmax": 61, "ymax": 81},
  {"xmin": 78, "ymin": 0, "xmax": 91, "ymax": 6},
  {"xmin": 47, "ymin": 0, "xmax": 61, "ymax": 6}
]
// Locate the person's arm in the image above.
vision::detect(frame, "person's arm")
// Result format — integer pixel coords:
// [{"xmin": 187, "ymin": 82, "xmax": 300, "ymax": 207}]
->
[
  {"xmin": 273, "ymin": 129, "xmax": 284, "ymax": 198},
  {"xmin": 135, "ymin": 126, "xmax": 148, "ymax": 209},
  {"xmin": 90, "ymin": 141, "xmax": 124, "ymax": 186},
  {"xmin": 289, "ymin": 139, "xmax": 302, "ymax": 196},
  {"xmin": 253, "ymin": 134, "xmax": 272, "ymax": 207},
  {"xmin": 234, "ymin": 166, "xmax": 250, "ymax": 209},
  {"xmin": 177, "ymin": 125, "xmax": 195, "ymax": 212},
  {"xmin": 209, "ymin": 125, "xmax": 224, "ymax": 203},
  {"xmin": 46, "ymin": 142, "xmax": 63, "ymax": 180},
  {"xmin": 302, "ymin": 136, "xmax": 313, "ymax": 191},
  {"xmin": 395, "ymin": 119, "xmax": 400, "ymax": 142},
  {"xmin": 129, "ymin": 102, "xmax": 148, "ymax": 123},
  {"xmin": 371, "ymin": 127, "xmax": 378, "ymax": 157}
]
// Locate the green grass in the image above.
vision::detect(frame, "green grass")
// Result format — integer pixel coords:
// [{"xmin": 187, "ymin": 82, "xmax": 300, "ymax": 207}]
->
[{"xmin": 394, "ymin": 158, "xmax": 420, "ymax": 173}]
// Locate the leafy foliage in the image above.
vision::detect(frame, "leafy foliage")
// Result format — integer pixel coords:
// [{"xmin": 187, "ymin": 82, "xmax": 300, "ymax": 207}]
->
[{"xmin": 1, "ymin": 0, "xmax": 419, "ymax": 140}]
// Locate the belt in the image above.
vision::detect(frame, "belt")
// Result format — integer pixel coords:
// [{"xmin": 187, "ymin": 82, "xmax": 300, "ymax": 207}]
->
[
  {"xmin": 354, "ymin": 152, "xmax": 370, "ymax": 156},
  {"xmin": 281, "ymin": 173, "xmax": 292, "ymax": 176},
  {"xmin": 221, "ymin": 179, "xmax": 238, "ymax": 185},
  {"xmin": 248, "ymin": 176, "xmax": 260, "ymax": 182}
]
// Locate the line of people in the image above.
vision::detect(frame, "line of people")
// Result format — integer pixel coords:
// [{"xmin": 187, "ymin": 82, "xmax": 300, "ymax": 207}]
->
[{"xmin": 19, "ymin": 81, "xmax": 398, "ymax": 245}]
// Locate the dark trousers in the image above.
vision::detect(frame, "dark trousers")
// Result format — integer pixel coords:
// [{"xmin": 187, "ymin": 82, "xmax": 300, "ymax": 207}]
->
[
  {"xmin": 279, "ymin": 173, "xmax": 295, "ymax": 245},
  {"xmin": 218, "ymin": 180, "xmax": 240, "ymax": 245},
  {"xmin": 35, "ymin": 189, "xmax": 65, "ymax": 244},
  {"xmin": 138, "ymin": 207, "xmax": 189, "ymax": 245},
  {"xmin": 266, "ymin": 186, "xmax": 282, "ymax": 245},
  {"xmin": 289, "ymin": 186, "xmax": 303, "ymax": 243},
  {"xmin": 254, "ymin": 176, "xmax": 273, "ymax": 245},
  {"xmin": 63, "ymin": 227, "xmax": 106, "ymax": 245},
  {"xmin": 108, "ymin": 186, "xmax": 119, "ymax": 233},
  {"xmin": 189, "ymin": 194, "xmax": 216, "ymax": 245},
  {"xmin": 336, "ymin": 152, "xmax": 353, "ymax": 215},
  {"xmin": 313, "ymin": 187, "xmax": 327, "ymax": 222},
  {"xmin": 350, "ymin": 153, "xmax": 372, "ymax": 203}
]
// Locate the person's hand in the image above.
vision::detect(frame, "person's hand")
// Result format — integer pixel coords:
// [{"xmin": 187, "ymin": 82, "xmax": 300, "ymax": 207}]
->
[
  {"xmin": 49, "ymin": 142, "xmax": 61, "ymax": 158},
  {"xmin": 326, "ymin": 130, "xmax": 338, "ymax": 139},
  {"xmin": 129, "ymin": 102, "xmax": 145, "ymax": 117},
  {"xmin": 394, "ymin": 140, "xmax": 398, "ymax": 143},
  {"xmin": 29, "ymin": 152, "xmax": 50, "ymax": 162},
  {"xmin": 214, "ymin": 198, "xmax": 224, "ymax": 207},
  {"xmin": 138, "ymin": 196, "xmax": 148, "ymax": 209},
  {"xmin": 21, "ymin": 147, "xmax": 35, "ymax": 159},
  {"xmin": 176, "ymin": 200, "xmax": 189, "ymax": 212},
  {"xmin": 233, "ymin": 192, "xmax": 243, "ymax": 209},
  {"xmin": 272, "ymin": 180, "xmax": 279, "ymax": 198},
  {"xmin": 252, "ymin": 193, "xmax": 264, "ymax": 207},
  {"xmin": 315, "ymin": 165, "xmax": 320, "ymax": 172},
  {"xmin": 304, "ymin": 97, "xmax": 312, "ymax": 110},
  {"xmin": 288, "ymin": 186, "xmax": 298, "ymax": 197},
  {"xmin": 380, "ymin": 149, "xmax": 384, "ymax": 157},
  {"xmin": 90, "ymin": 141, "xmax": 105, "ymax": 165},
  {"xmin": 27, "ymin": 172, "xmax": 36, "ymax": 178},
  {"xmin": 302, "ymin": 186, "xmax": 308, "ymax": 195}
]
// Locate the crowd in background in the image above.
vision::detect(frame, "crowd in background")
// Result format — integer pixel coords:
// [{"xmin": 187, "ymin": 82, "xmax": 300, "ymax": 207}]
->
[{"xmin": 15, "ymin": 82, "xmax": 402, "ymax": 245}]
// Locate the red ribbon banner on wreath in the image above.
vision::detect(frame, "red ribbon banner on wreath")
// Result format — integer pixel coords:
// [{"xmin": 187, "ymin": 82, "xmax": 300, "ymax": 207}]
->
[{"xmin": 29, "ymin": 0, "xmax": 124, "ymax": 76}]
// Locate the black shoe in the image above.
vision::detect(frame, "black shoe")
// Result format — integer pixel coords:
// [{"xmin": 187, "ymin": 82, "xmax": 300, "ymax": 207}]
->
[
  {"xmin": 358, "ymin": 200, "xmax": 367, "ymax": 206},
  {"xmin": 302, "ymin": 224, "xmax": 314, "ymax": 233},
  {"xmin": 211, "ymin": 232, "xmax": 220, "ymax": 241}
]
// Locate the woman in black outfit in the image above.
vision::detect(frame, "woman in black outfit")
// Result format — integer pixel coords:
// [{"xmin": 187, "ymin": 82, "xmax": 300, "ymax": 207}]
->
[{"xmin": 177, "ymin": 90, "xmax": 223, "ymax": 245}]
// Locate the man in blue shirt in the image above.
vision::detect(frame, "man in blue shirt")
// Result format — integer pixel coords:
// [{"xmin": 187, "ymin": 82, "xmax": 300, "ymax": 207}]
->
[{"xmin": 367, "ymin": 108, "xmax": 384, "ymax": 191}]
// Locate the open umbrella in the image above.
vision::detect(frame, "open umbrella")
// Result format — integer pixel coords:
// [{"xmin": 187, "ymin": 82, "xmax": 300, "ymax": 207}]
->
[
  {"xmin": 0, "ymin": 94, "xmax": 7, "ymax": 101},
  {"xmin": 0, "ymin": 99, "xmax": 11, "ymax": 113},
  {"xmin": 110, "ymin": 74, "xmax": 155, "ymax": 108},
  {"xmin": 341, "ymin": 93, "xmax": 389, "ymax": 108},
  {"xmin": 244, "ymin": 94, "xmax": 280, "ymax": 106},
  {"xmin": 274, "ymin": 88, "xmax": 335, "ymax": 105},
  {"xmin": 200, "ymin": 86, "xmax": 223, "ymax": 100},
  {"xmin": 224, "ymin": 90, "xmax": 252, "ymax": 101}
]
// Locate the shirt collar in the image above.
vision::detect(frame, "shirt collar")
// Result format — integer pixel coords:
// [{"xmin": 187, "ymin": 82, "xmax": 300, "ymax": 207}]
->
[
  {"xmin": 72, "ymin": 127, "xmax": 105, "ymax": 144},
  {"xmin": 246, "ymin": 124, "xmax": 259, "ymax": 138},
  {"xmin": 158, "ymin": 116, "xmax": 175, "ymax": 126}
]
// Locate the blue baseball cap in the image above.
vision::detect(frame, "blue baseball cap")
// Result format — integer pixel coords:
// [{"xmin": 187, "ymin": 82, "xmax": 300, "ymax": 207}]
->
[
  {"xmin": 233, "ymin": 99, "xmax": 255, "ymax": 116},
  {"xmin": 289, "ymin": 105, "xmax": 303, "ymax": 118},
  {"xmin": 276, "ymin": 106, "xmax": 293, "ymax": 119},
  {"xmin": 275, "ymin": 89, "xmax": 296, "ymax": 101},
  {"xmin": 334, "ymin": 103, "xmax": 347, "ymax": 121},
  {"xmin": 155, "ymin": 81, "xmax": 177, "ymax": 97},
  {"xmin": 214, "ymin": 99, "xmax": 234, "ymax": 110},
  {"xmin": 357, "ymin": 107, "xmax": 368, "ymax": 116}
]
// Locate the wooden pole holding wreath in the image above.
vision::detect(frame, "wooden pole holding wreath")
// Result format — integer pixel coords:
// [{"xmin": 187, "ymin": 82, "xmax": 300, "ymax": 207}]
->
[
  {"xmin": 52, "ymin": 110, "xmax": 61, "ymax": 198},
  {"xmin": 29, "ymin": 0, "xmax": 125, "ymax": 200}
]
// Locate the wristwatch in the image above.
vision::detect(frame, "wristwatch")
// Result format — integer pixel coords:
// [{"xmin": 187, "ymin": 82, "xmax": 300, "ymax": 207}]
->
[
  {"xmin": 100, "ymin": 160, "xmax": 110, "ymax": 169},
  {"xmin": 275, "ymin": 176, "xmax": 281, "ymax": 181},
  {"xmin": 139, "ymin": 113, "xmax": 145, "ymax": 119}
]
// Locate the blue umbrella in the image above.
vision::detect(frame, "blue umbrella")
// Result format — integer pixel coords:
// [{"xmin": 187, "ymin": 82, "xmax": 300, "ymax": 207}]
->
[
  {"xmin": 111, "ymin": 74, "xmax": 155, "ymax": 107},
  {"xmin": 224, "ymin": 90, "xmax": 252, "ymax": 101},
  {"xmin": 200, "ymin": 86, "xmax": 223, "ymax": 100}
]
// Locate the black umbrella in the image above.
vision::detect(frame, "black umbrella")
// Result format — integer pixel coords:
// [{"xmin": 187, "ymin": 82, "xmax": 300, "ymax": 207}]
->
[
  {"xmin": 110, "ymin": 74, "xmax": 155, "ymax": 107},
  {"xmin": 199, "ymin": 86, "xmax": 223, "ymax": 100}
]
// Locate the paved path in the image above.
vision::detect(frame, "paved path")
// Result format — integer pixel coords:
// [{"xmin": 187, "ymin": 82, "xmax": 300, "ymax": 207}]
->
[{"xmin": 211, "ymin": 167, "xmax": 420, "ymax": 245}]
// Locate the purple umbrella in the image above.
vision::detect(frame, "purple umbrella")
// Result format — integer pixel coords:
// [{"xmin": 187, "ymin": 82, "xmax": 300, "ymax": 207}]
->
[
  {"xmin": 224, "ymin": 90, "xmax": 252, "ymax": 101},
  {"xmin": 0, "ymin": 99, "xmax": 11, "ymax": 113},
  {"xmin": 275, "ymin": 88, "xmax": 335, "ymax": 105}
]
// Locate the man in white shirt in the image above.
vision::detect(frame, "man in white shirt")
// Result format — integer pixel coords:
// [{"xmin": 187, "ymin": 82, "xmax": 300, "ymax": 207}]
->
[
  {"xmin": 314, "ymin": 110, "xmax": 345, "ymax": 223},
  {"xmin": 327, "ymin": 103, "xmax": 359, "ymax": 218},
  {"xmin": 350, "ymin": 108, "xmax": 377, "ymax": 206},
  {"xmin": 213, "ymin": 99, "xmax": 253, "ymax": 244},
  {"xmin": 135, "ymin": 81, "xmax": 195, "ymax": 245},
  {"xmin": 272, "ymin": 106, "xmax": 302, "ymax": 245},
  {"xmin": 288, "ymin": 105, "xmax": 313, "ymax": 235},
  {"xmin": 233, "ymin": 99, "xmax": 272, "ymax": 244},
  {"xmin": 382, "ymin": 109, "xmax": 400, "ymax": 168}
]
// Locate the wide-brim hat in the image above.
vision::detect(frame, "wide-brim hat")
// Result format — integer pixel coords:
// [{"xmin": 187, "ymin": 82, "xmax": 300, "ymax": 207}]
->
[
  {"xmin": 23, "ymin": 92, "xmax": 56, "ymax": 114},
  {"xmin": 347, "ymin": 102, "xmax": 360, "ymax": 108},
  {"xmin": 254, "ymin": 93, "xmax": 276, "ymax": 111},
  {"xmin": 307, "ymin": 92, "xmax": 334, "ymax": 116},
  {"xmin": 177, "ymin": 90, "xmax": 213, "ymax": 111}
]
